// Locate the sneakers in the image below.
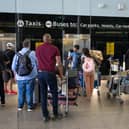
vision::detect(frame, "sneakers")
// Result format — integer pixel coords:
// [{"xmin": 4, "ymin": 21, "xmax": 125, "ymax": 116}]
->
[
  {"xmin": 50, "ymin": 112, "xmax": 63, "ymax": 121},
  {"xmin": 43, "ymin": 113, "xmax": 63, "ymax": 122},
  {"xmin": 18, "ymin": 108, "xmax": 22, "ymax": 111},
  {"xmin": 7, "ymin": 90, "xmax": 17, "ymax": 95},
  {"xmin": 11, "ymin": 90, "xmax": 17, "ymax": 94},
  {"xmin": 1, "ymin": 101, "xmax": 5, "ymax": 106},
  {"xmin": 51, "ymin": 113, "xmax": 63, "ymax": 120},
  {"xmin": 17, "ymin": 108, "xmax": 33, "ymax": 112},
  {"xmin": 18, "ymin": 108, "xmax": 33, "ymax": 112},
  {"xmin": 43, "ymin": 116, "xmax": 51, "ymax": 122},
  {"xmin": 27, "ymin": 109, "xmax": 33, "ymax": 112}
]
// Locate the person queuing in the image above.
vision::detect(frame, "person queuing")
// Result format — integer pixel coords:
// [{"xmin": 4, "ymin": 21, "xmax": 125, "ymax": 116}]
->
[
  {"xmin": 68, "ymin": 45, "xmax": 81, "ymax": 70},
  {"xmin": 36, "ymin": 33, "xmax": 63, "ymax": 122},
  {"xmin": 3, "ymin": 42, "xmax": 16, "ymax": 95},
  {"xmin": 0, "ymin": 50, "xmax": 6, "ymax": 106},
  {"xmin": 82, "ymin": 48, "xmax": 95, "ymax": 98},
  {"xmin": 78, "ymin": 48, "xmax": 87, "ymax": 96},
  {"xmin": 67, "ymin": 45, "xmax": 81, "ymax": 94},
  {"xmin": 12, "ymin": 39, "xmax": 37, "ymax": 111}
]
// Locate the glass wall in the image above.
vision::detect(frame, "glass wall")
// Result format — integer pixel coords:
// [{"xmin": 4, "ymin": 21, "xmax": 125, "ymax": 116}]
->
[
  {"xmin": 0, "ymin": 1, "xmax": 128, "ymax": 74},
  {"xmin": 13, "ymin": 0, "xmax": 129, "ymax": 75}
]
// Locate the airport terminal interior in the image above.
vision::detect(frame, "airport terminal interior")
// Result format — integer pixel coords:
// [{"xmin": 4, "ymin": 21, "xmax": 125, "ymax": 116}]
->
[
  {"xmin": 1, "ymin": 17, "xmax": 129, "ymax": 129},
  {"xmin": 1, "ymin": 0, "xmax": 129, "ymax": 129}
]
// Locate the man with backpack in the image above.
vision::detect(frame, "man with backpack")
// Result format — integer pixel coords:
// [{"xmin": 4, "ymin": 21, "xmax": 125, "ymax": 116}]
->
[{"xmin": 12, "ymin": 39, "xmax": 37, "ymax": 111}]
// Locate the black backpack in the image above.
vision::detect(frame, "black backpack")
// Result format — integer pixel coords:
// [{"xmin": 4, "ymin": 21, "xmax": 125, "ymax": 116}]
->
[{"xmin": 16, "ymin": 50, "xmax": 33, "ymax": 76}]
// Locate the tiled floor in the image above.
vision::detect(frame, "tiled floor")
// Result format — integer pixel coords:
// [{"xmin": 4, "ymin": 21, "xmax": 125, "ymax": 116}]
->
[{"xmin": 1, "ymin": 81, "xmax": 129, "ymax": 129}]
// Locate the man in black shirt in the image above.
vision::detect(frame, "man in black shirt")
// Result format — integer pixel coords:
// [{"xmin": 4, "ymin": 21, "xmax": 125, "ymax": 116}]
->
[{"xmin": 3, "ymin": 43, "xmax": 17, "ymax": 95}]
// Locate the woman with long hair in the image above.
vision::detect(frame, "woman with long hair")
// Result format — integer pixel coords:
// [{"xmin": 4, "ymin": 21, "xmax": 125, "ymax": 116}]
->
[{"xmin": 82, "ymin": 48, "xmax": 95, "ymax": 98}]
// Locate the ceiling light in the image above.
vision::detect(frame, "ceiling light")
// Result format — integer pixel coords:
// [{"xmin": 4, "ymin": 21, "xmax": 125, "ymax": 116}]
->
[
  {"xmin": 98, "ymin": 3, "xmax": 106, "ymax": 8},
  {"xmin": 117, "ymin": 3, "xmax": 125, "ymax": 10}
]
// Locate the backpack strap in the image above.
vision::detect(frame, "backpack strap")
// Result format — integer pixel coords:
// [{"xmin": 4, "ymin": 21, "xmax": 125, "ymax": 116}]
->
[
  {"xmin": 17, "ymin": 50, "xmax": 31, "ymax": 57},
  {"xmin": 25, "ymin": 50, "xmax": 31, "ymax": 55},
  {"xmin": 15, "ymin": 52, "xmax": 22, "ymax": 68},
  {"xmin": 17, "ymin": 52, "xmax": 22, "ymax": 57}
]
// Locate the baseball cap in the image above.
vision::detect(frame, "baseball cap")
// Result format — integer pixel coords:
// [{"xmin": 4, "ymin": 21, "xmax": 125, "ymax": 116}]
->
[{"xmin": 6, "ymin": 42, "xmax": 14, "ymax": 48}]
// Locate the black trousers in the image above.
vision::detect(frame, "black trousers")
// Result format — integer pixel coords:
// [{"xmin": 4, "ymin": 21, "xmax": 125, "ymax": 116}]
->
[{"xmin": 0, "ymin": 71, "xmax": 5, "ymax": 103}]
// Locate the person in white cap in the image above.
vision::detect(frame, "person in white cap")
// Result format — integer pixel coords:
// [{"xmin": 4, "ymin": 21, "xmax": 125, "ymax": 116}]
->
[
  {"xmin": 7, "ymin": 42, "xmax": 14, "ymax": 48},
  {"xmin": 3, "ymin": 42, "xmax": 17, "ymax": 95}
]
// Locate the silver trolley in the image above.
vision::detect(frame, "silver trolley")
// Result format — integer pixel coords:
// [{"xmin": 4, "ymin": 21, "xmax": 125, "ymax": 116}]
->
[
  {"xmin": 107, "ymin": 71, "xmax": 128, "ymax": 104},
  {"xmin": 65, "ymin": 69, "xmax": 78, "ymax": 115}
]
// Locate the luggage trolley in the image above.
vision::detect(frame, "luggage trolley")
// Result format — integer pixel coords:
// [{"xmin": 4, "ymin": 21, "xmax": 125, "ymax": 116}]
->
[
  {"xmin": 48, "ymin": 69, "xmax": 79, "ymax": 116},
  {"xmin": 65, "ymin": 69, "xmax": 78, "ymax": 115},
  {"xmin": 107, "ymin": 71, "xmax": 128, "ymax": 104}
]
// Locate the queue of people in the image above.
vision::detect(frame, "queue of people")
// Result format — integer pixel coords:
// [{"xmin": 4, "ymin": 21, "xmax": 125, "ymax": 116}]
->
[
  {"xmin": 0, "ymin": 33, "xmax": 103, "ymax": 122},
  {"xmin": 67, "ymin": 46, "xmax": 103, "ymax": 98}
]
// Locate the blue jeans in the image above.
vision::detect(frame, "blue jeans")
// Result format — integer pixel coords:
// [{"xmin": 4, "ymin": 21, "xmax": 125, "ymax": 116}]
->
[
  {"xmin": 38, "ymin": 71, "xmax": 58, "ymax": 117},
  {"xmin": 78, "ymin": 70, "xmax": 84, "ymax": 87},
  {"xmin": 17, "ymin": 79, "xmax": 35, "ymax": 109}
]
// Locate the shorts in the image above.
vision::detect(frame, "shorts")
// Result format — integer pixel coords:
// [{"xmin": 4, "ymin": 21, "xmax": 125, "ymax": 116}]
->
[{"xmin": 2, "ymin": 70, "xmax": 14, "ymax": 83}]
